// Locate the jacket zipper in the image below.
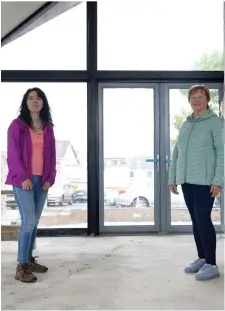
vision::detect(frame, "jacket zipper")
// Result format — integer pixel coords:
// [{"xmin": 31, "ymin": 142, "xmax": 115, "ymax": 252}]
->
[{"xmin": 184, "ymin": 123, "xmax": 195, "ymax": 183}]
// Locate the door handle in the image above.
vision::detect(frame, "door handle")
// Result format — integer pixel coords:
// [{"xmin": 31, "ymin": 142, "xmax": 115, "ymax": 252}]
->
[
  {"xmin": 166, "ymin": 155, "xmax": 172, "ymax": 171},
  {"xmin": 146, "ymin": 154, "xmax": 160, "ymax": 171}
]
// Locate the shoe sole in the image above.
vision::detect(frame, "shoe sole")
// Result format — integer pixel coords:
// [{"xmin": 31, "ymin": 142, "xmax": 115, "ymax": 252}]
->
[
  {"xmin": 28, "ymin": 269, "xmax": 48, "ymax": 273},
  {"xmin": 15, "ymin": 276, "xmax": 37, "ymax": 283},
  {"xmin": 196, "ymin": 274, "xmax": 220, "ymax": 281},
  {"xmin": 30, "ymin": 271, "xmax": 47, "ymax": 273}
]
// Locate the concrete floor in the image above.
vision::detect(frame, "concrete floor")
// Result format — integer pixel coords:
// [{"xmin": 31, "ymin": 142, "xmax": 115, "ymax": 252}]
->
[{"xmin": 1, "ymin": 235, "xmax": 224, "ymax": 310}]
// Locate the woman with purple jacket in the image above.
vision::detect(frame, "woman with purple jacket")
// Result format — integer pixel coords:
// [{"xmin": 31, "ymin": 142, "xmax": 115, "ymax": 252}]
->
[{"xmin": 6, "ymin": 87, "xmax": 56, "ymax": 283}]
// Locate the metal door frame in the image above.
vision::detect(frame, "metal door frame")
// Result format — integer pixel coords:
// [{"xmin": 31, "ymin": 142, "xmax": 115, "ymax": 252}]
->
[
  {"xmin": 162, "ymin": 82, "xmax": 224, "ymax": 233},
  {"xmin": 98, "ymin": 83, "xmax": 161, "ymax": 233},
  {"xmin": 98, "ymin": 82, "xmax": 224, "ymax": 234}
]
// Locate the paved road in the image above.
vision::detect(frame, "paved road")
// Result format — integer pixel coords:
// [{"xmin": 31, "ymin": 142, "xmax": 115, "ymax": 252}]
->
[
  {"xmin": 46, "ymin": 202, "xmax": 87, "ymax": 210},
  {"xmin": 45, "ymin": 202, "xmax": 116, "ymax": 210}
]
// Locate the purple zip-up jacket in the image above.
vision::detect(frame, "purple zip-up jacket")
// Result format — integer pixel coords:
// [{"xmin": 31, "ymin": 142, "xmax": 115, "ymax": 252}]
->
[{"xmin": 5, "ymin": 118, "xmax": 56, "ymax": 187}]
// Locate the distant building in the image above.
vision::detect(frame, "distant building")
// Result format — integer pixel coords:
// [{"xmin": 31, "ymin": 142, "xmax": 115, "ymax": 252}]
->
[
  {"xmin": 104, "ymin": 156, "xmax": 154, "ymax": 190},
  {"xmin": 1, "ymin": 152, "xmax": 10, "ymax": 190},
  {"xmin": 104, "ymin": 157, "xmax": 130, "ymax": 189},
  {"xmin": 55, "ymin": 140, "xmax": 87, "ymax": 186}
]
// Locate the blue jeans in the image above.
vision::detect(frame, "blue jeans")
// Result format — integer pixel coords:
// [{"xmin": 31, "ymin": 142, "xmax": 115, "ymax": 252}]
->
[{"xmin": 13, "ymin": 175, "xmax": 48, "ymax": 265}]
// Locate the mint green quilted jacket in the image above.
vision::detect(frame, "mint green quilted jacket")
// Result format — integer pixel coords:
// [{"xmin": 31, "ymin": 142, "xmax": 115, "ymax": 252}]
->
[{"xmin": 169, "ymin": 109, "xmax": 224, "ymax": 188}]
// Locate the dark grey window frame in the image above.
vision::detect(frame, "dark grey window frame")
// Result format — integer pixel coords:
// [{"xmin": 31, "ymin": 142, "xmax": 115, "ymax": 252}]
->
[{"xmin": 1, "ymin": 1, "xmax": 224, "ymax": 237}]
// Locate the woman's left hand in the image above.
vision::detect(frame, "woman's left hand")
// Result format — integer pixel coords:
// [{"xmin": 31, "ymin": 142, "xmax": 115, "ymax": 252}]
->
[
  {"xmin": 42, "ymin": 181, "xmax": 51, "ymax": 191},
  {"xmin": 210, "ymin": 185, "xmax": 221, "ymax": 197}
]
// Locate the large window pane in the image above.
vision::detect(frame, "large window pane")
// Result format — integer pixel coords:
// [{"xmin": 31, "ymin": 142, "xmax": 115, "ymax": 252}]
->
[
  {"xmin": 1, "ymin": 3, "xmax": 86, "ymax": 70},
  {"xmin": 98, "ymin": 0, "xmax": 223, "ymax": 71},
  {"xmin": 103, "ymin": 88, "xmax": 155, "ymax": 226},
  {"xmin": 1, "ymin": 83, "xmax": 87, "ymax": 229}
]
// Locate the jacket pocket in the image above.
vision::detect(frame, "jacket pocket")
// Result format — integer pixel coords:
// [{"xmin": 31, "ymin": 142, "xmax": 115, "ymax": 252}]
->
[
  {"xmin": 205, "ymin": 153, "xmax": 208, "ymax": 183},
  {"xmin": 205, "ymin": 151, "xmax": 216, "ymax": 184}
]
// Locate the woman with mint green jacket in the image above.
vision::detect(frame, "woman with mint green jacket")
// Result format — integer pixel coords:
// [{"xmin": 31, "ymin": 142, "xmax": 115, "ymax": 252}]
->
[{"xmin": 169, "ymin": 85, "xmax": 224, "ymax": 281}]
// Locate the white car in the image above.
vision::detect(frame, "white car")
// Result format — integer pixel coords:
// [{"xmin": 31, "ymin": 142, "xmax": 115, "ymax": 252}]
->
[
  {"xmin": 115, "ymin": 188, "xmax": 185, "ymax": 208},
  {"xmin": 115, "ymin": 188, "xmax": 220, "ymax": 208},
  {"xmin": 105, "ymin": 190, "xmax": 125, "ymax": 206},
  {"xmin": 47, "ymin": 184, "xmax": 73, "ymax": 206}
]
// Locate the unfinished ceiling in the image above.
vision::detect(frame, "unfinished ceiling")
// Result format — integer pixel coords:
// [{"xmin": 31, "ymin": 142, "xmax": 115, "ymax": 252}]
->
[
  {"xmin": 1, "ymin": 1, "xmax": 80, "ymax": 46},
  {"xmin": 1, "ymin": 1, "xmax": 47, "ymax": 39}
]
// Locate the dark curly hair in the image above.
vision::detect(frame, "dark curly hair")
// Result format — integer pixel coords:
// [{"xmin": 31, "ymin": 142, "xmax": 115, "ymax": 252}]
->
[{"xmin": 18, "ymin": 87, "xmax": 54, "ymax": 126}]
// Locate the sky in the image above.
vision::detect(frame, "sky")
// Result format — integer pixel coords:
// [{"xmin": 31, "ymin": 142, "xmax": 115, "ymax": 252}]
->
[{"xmin": 0, "ymin": 0, "xmax": 223, "ymax": 159}]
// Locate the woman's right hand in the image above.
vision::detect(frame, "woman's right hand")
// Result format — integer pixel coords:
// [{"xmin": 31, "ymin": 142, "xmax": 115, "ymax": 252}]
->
[
  {"xmin": 21, "ymin": 179, "xmax": 32, "ymax": 190},
  {"xmin": 169, "ymin": 184, "xmax": 179, "ymax": 195}
]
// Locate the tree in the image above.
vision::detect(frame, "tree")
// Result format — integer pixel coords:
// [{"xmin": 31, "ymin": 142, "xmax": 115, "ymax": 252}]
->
[
  {"xmin": 193, "ymin": 51, "xmax": 223, "ymax": 71},
  {"xmin": 170, "ymin": 51, "xmax": 223, "ymax": 150}
]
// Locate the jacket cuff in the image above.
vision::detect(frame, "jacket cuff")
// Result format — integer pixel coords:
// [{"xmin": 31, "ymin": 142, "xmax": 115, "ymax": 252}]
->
[
  {"xmin": 47, "ymin": 176, "xmax": 55, "ymax": 186},
  {"xmin": 168, "ymin": 176, "xmax": 176, "ymax": 185},
  {"xmin": 212, "ymin": 177, "xmax": 223, "ymax": 188}
]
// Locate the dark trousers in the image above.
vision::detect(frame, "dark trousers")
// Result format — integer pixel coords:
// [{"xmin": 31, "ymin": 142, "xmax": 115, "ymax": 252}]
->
[{"xmin": 181, "ymin": 183, "xmax": 216, "ymax": 265}]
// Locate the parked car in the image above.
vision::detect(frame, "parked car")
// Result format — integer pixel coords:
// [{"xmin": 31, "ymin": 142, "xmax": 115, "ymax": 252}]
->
[
  {"xmin": 115, "ymin": 188, "xmax": 155, "ymax": 208},
  {"xmin": 104, "ymin": 189, "xmax": 127, "ymax": 206},
  {"xmin": 72, "ymin": 190, "xmax": 87, "ymax": 203},
  {"xmin": 115, "ymin": 187, "xmax": 221, "ymax": 208},
  {"xmin": 6, "ymin": 193, "xmax": 17, "ymax": 210},
  {"xmin": 47, "ymin": 183, "xmax": 73, "ymax": 206}
]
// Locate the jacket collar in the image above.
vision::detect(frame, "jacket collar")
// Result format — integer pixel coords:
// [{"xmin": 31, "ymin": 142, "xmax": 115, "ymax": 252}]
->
[{"xmin": 17, "ymin": 117, "xmax": 51, "ymax": 130}]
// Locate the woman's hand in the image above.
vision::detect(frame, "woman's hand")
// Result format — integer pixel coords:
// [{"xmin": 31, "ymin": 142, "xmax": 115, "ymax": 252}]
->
[
  {"xmin": 42, "ymin": 181, "xmax": 51, "ymax": 191},
  {"xmin": 210, "ymin": 185, "xmax": 221, "ymax": 197},
  {"xmin": 169, "ymin": 184, "xmax": 179, "ymax": 195},
  {"xmin": 21, "ymin": 179, "xmax": 32, "ymax": 191}
]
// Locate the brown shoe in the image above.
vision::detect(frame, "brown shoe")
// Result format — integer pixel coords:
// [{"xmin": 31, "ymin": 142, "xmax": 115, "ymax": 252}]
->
[
  {"xmin": 28, "ymin": 257, "xmax": 48, "ymax": 273},
  {"xmin": 15, "ymin": 263, "xmax": 37, "ymax": 283}
]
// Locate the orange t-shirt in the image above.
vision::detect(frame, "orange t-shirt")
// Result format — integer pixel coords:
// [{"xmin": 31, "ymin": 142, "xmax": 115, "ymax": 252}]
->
[{"xmin": 29, "ymin": 128, "xmax": 44, "ymax": 176}]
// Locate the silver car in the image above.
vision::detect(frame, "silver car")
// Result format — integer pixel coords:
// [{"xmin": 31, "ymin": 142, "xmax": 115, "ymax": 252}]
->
[
  {"xmin": 115, "ymin": 188, "xmax": 220, "ymax": 208},
  {"xmin": 116, "ymin": 188, "xmax": 185, "ymax": 208}
]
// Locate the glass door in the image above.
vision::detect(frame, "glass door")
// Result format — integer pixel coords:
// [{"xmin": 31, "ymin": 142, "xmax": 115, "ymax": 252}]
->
[
  {"xmin": 99, "ymin": 83, "xmax": 160, "ymax": 233},
  {"xmin": 163, "ymin": 83, "xmax": 224, "ymax": 232}
]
